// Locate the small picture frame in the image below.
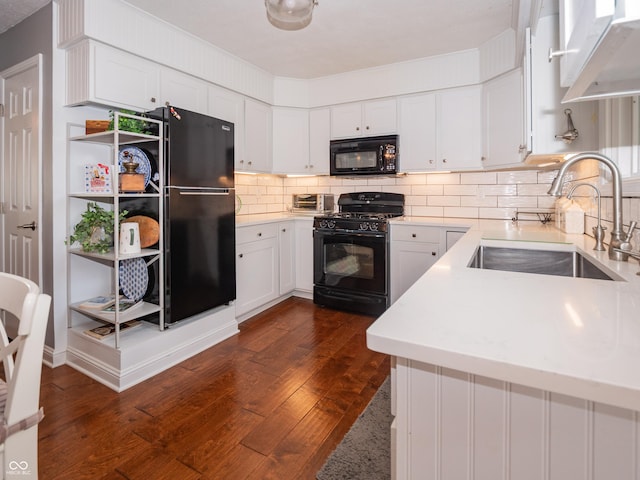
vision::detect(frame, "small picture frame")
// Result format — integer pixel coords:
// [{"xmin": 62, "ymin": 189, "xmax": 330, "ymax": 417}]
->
[{"xmin": 84, "ymin": 163, "xmax": 113, "ymax": 193}]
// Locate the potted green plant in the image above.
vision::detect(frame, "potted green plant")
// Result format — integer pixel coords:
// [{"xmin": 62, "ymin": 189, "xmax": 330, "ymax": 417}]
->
[
  {"xmin": 108, "ymin": 109, "xmax": 153, "ymax": 134},
  {"xmin": 68, "ymin": 202, "xmax": 128, "ymax": 254}
]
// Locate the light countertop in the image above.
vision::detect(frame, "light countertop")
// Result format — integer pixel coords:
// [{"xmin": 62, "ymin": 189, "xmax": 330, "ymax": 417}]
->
[{"xmin": 367, "ymin": 220, "xmax": 640, "ymax": 411}]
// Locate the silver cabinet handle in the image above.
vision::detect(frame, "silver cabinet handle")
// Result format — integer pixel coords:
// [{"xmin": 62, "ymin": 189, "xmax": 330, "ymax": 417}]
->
[{"xmin": 18, "ymin": 221, "xmax": 37, "ymax": 230}]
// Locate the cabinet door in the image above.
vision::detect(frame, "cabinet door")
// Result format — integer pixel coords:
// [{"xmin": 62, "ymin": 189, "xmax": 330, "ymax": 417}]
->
[
  {"xmin": 243, "ymin": 99, "xmax": 272, "ymax": 173},
  {"xmin": 558, "ymin": 0, "xmax": 615, "ymax": 87},
  {"xmin": 309, "ymin": 108, "xmax": 330, "ymax": 175},
  {"xmin": 208, "ymin": 85, "xmax": 245, "ymax": 169},
  {"xmin": 399, "ymin": 94, "xmax": 437, "ymax": 172},
  {"xmin": 294, "ymin": 218, "xmax": 314, "ymax": 293},
  {"xmin": 272, "ymin": 107, "xmax": 310, "ymax": 174},
  {"xmin": 331, "ymin": 103, "xmax": 363, "ymax": 138},
  {"xmin": 236, "ymin": 237, "xmax": 278, "ymax": 317},
  {"xmin": 390, "ymin": 241, "xmax": 440, "ymax": 304},
  {"xmin": 92, "ymin": 42, "xmax": 159, "ymax": 111},
  {"xmin": 437, "ymin": 86, "xmax": 482, "ymax": 170},
  {"xmin": 364, "ymin": 99, "xmax": 397, "ymax": 136},
  {"xmin": 279, "ymin": 222, "xmax": 296, "ymax": 295},
  {"xmin": 483, "ymin": 69, "xmax": 525, "ymax": 167},
  {"xmin": 160, "ymin": 68, "xmax": 208, "ymax": 115}
]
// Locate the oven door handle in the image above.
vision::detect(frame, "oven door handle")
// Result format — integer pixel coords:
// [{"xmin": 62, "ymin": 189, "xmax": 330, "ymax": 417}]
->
[{"xmin": 316, "ymin": 231, "xmax": 386, "ymax": 239}]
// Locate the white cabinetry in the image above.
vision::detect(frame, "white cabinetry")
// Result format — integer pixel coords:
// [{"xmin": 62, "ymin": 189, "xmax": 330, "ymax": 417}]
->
[
  {"xmin": 160, "ymin": 69, "xmax": 208, "ymax": 115},
  {"xmin": 330, "ymin": 99, "xmax": 397, "ymax": 139},
  {"xmin": 390, "ymin": 225, "xmax": 440, "ymax": 304},
  {"xmin": 235, "ymin": 223, "xmax": 279, "ymax": 318},
  {"xmin": 482, "ymin": 69, "xmax": 526, "ymax": 167},
  {"xmin": 308, "ymin": 108, "xmax": 331, "ymax": 175},
  {"xmin": 66, "ymin": 40, "xmax": 159, "ymax": 111},
  {"xmin": 242, "ymin": 99, "xmax": 272, "ymax": 173},
  {"xmin": 399, "ymin": 87, "xmax": 482, "ymax": 172},
  {"xmin": 66, "ymin": 113, "xmax": 164, "ymax": 348},
  {"xmin": 208, "ymin": 85, "xmax": 245, "ymax": 170},
  {"xmin": 279, "ymin": 221, "xmax": 296, "ymax": 295},
  {"xmin": 294, "ymin": 217, "xmax": 314, "ymax": 294},
  {"xmin": 559, "ymin": 0, "xmax": 640, "ymax": 101},
  {"xmin": 272, "ymin": 108, "xmax": 310, "ymax": 174},
  {"xmin": 525, "ymin": 15, "xmax": 599, "ymax": 160}
]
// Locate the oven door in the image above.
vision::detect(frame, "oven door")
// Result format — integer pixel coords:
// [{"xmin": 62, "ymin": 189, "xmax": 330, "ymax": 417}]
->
[{"xmin": 313, "ymin": 230, "xmax": 387, "ymax": 295}]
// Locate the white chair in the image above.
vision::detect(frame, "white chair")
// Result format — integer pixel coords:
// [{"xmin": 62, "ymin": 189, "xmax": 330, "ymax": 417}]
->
[{"xmin": 0, "ymin": 273, "xmax": 51, "ymax": 479}]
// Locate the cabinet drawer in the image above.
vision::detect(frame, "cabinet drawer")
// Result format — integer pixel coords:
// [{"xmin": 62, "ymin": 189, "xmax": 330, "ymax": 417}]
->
[
  {"xmin": 236, "ymin": 223, "xmax": 278, "ymax": 244},
  {"xmin": 391, "ymin": 225, "xmax": 440, "ymax": 243}
]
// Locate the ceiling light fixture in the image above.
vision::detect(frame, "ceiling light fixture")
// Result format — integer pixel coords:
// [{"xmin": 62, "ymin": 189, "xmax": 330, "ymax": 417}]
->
[{"xmin": 265, "ymin": 0, "xmax": 318, "ymax": 31}]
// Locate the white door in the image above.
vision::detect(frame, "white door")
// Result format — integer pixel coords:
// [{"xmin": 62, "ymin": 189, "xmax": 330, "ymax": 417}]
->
[{"xmin": 1, "ymin": 55, "xmax": 42, "ymax": 285}]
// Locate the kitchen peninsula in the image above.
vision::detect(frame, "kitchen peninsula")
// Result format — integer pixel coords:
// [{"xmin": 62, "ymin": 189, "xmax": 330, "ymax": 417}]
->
[{"xmin": 367, "ymin": 219, "xmax": 640, "ymax": 479}]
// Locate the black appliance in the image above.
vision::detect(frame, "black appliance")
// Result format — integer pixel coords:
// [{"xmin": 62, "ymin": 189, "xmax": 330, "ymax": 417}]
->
[
  {"xmin": 330, "ymin": 135, "xmax": 398, "ymax": 176},
  {"xmin": 147, "ymin": 106, "xmax": 236, "ymax": 325},
  {"xmin": 313, "ymin": 192, "xmax": 404, "ymax": 316}
]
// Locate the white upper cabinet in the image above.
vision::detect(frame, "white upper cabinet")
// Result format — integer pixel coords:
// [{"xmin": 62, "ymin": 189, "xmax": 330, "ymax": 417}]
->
[
  {"xmin": 308, "ymin": 108, "xmax": 331, "ymax": 175},
  {"xmin": 482, "ymin": 68, "xmax": 526, "ymax": 168},
  {"xmin": 399, "ymin": 87, "xmax": 482, "ymax": 172},
  {"xmin": 66, "ymin": 40, "xmax": 160, "ymax": 111},
  {"xmin": 525, "ymin": 15, "xmax": 599, "ymax": 161},
  {"xmin": 208, "ymin": 85, "xmax": 245, "ymax": 170},
  {"xmin": 437, "ymin": 86, "xmax": 482, "ymax": 171},
  {"xmin": 558, "ymin": 0, "xmax": 640, "ymax": 101},
  {"xmin": 272, "ymin": 107, "xmax": 310, "ymax": 175},
  {"xmin": 159, "ymin": 69, "xmax": 208, "ymax": 115},
  {"xmin": 242, "ymin": 98, "xmax": 272, "ymax": 173},
  {"xmin": 330, "ymin": 99, "xmax": 397, "ymax": 139},
  {"xmin": 398, "ymin": 93, "xmax": 437, "ymax": 172}
]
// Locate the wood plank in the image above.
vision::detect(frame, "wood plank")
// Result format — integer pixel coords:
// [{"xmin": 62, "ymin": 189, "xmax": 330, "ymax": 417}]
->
[{"xmin": 39, "ymin": 298, "xmax": 390, "ymax": 479}]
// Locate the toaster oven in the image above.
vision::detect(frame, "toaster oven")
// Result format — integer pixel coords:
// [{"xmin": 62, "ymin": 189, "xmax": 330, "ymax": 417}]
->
[{"xmin": 291, "ymin": 193, "xmax": 335, "ymax": 214}]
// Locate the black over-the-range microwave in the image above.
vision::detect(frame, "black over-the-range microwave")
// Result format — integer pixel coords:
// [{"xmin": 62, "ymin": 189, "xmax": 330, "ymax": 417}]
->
[{"xmin": 329, "ymin": 134, "xmax": 398, "ymax": 176}]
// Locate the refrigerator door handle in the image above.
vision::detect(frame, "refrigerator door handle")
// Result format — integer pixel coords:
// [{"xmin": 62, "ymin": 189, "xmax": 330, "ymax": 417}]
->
[{"xmin": 178, "ymin": 191, "xmax": 231, "ymax": 196}]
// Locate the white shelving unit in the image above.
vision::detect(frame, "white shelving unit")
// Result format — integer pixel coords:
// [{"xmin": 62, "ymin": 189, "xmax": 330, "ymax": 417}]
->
[{"xmin": 66, "ymin": 112, "xmax": 164, "ymax": 348}]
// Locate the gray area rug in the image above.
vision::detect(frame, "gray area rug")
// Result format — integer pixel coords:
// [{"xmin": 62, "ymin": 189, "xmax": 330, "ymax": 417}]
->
[{"xmin": 317, "ymin": 377, "xmax": 391, "ymax": 480}]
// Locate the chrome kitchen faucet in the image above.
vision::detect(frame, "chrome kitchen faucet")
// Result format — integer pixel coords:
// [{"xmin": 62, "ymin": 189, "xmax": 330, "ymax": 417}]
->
[{"xmin": 548, "ymin": 152, "xmax": 632, "ymax": 261}]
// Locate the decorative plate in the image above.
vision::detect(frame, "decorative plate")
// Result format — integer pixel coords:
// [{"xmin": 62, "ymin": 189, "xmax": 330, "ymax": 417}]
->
[
  {"xmin": 118, "ymin": 146, "xmax": 152, "ymax": 188},
  {"xmin": 119, "ymin": 257, "xmax": 149, "ymax": 301}
]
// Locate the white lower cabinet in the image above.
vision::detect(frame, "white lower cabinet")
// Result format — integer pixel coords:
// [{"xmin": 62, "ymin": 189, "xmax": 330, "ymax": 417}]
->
[
  {"xmin": 279, "ymin": 221, "xmax": 295, "ymax": 295},
  {"xmin": 235, "ymin": 223, "xmax": 279, "ymax": 318},
  {"xmin": 390, "ymin": 225, "xmax": 441, "ymax": 304},
  {"xmin": 294, "ymin": 217, "xmax": 314, "ymax": 294}
]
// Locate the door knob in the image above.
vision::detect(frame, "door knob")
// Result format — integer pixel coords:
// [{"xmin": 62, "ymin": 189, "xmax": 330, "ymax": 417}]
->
[{"xmin": 18, "ymin": 221, "xmax": 37, "ymax": 230}]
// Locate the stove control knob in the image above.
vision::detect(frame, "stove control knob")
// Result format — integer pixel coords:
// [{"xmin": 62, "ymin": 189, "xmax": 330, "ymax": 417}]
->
[
  {"xmin": 359, "ymin": 222, "xmax": 370, "ymax": 230},
  {"xmin": 319, "ymin": 219, "xmax": 328, "ymax": 228},
  {"xmin": 370, "ymin": 222, "xmax": 379, "ymax": 231},
  {"xmin": 328, "ymin": 220, "xmax": 336, "ymax": 229}
]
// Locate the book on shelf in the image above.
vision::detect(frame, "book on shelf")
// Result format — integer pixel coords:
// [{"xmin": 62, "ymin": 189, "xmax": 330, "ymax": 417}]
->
[
  {"xmin": 84, "ymin": 320, "xmax": 141, "ymax": 340},
  {"xmin": 100, "ymin": 299, "xmax": 144, "ymax": 315},
  {"xmin": 78, "ymin": 294, "xmax": 119, "ymax": 310}
]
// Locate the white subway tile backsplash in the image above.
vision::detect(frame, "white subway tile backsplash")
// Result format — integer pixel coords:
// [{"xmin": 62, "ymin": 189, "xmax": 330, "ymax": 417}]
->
[
  {"xmin": 497, "ymin": 171, "xmax": 538, "ymax": 184},
  {"xmin": 517, "ymin": 183, "xmax": 551, "ymax": 196},
  {"xmin": 427, "ymin": 173, "xmax": 461, "ymax": 185},
  {"xmin": 460, "ymin": 172, "xmax": 498, "ymax": 184},
  {"xmin": 412, "ymin": 184, "xmax": 444, "ymax": 196},
  {"xmin": 443, "ymin": 207, "xmax": 479, "ymax": 218},
  {"xmin": 479, "ymin": 207, "xmax": 514, "ymax": 219},
  {"xmin": 461, "ymin": 196, "xmax": 497, "ymax": 207},
  {"xmin": 428, "ymin": 196, "xmax": 460, "ymax": 207},
  {"xmin": 444, "ymin": 184, "xmax": 479, "ymax": 196},
  {"xmin": 478, "ymin": 184, "xmax": 518, "ymax": 196},
  {"xmin": 498, "ymin": 196, "xmax": 538, "ymax": 208},
  {"xmin": 411, "ymin": 205, "xmax": 444, "ymax": 217}
]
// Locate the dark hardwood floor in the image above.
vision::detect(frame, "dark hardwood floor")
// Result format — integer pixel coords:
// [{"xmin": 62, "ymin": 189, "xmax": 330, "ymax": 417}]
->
[{"xmin": 38, "ymin": 297, "xmax": 390, "ymax": 479}]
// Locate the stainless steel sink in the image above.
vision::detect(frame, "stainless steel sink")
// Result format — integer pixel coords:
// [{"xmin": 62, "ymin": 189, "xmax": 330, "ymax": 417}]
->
[{"xmin": 468, "ymin": 246, "xmax": 619, "ymax": 281}]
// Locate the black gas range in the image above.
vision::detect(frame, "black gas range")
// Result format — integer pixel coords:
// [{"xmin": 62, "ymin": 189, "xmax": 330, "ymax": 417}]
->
[{"xmin": 312, "ymin": 192, "xmax": 404, "ymax": 316}]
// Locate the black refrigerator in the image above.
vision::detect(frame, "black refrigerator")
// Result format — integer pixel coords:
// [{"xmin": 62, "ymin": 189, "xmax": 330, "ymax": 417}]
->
[{"xmin": 147, "ymin": 106, "xmax": 236, "ymax": 325}]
